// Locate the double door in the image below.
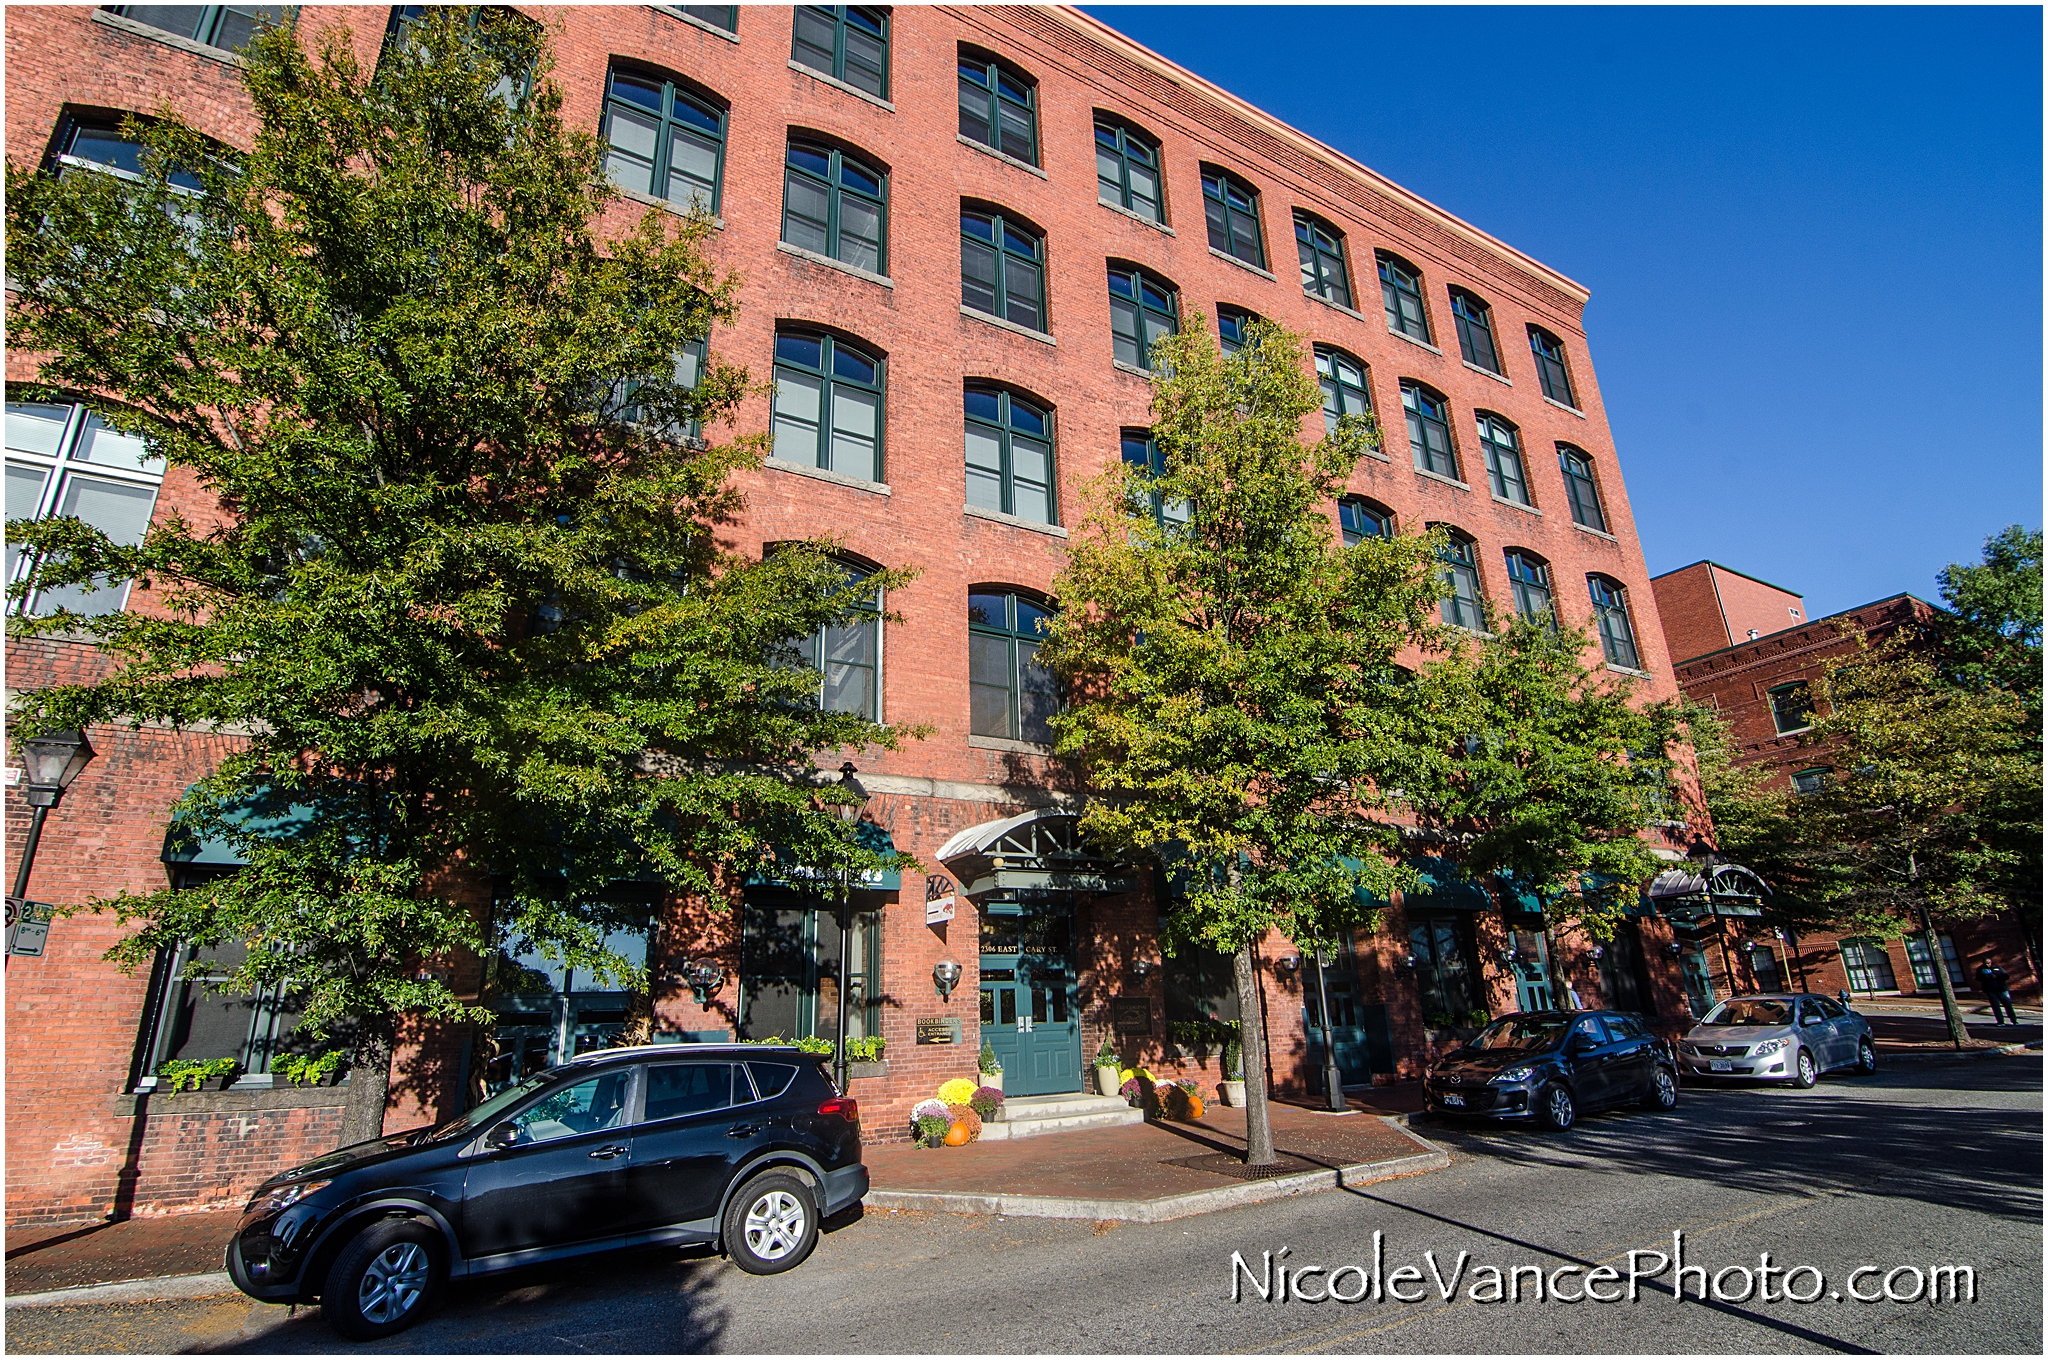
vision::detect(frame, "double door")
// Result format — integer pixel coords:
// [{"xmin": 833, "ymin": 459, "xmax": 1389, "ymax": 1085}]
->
[
  {"xmin": 1510, "ymin": 930, "xmax": 1555, "ymax": 1012},
  {"xmin": 979, "ymin": 904, "xmax": 1080, "ymax": 1096}
]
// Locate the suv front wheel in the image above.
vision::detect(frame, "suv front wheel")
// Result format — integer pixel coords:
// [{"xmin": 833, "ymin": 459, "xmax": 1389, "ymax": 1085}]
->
[
  {"xmin": 724, "ymin": 1172, "xmax": 820, "ymax": 1275},
  {"xmin": 322, "ymin": 1218, "xmax": 445, "ymax": 1340}
]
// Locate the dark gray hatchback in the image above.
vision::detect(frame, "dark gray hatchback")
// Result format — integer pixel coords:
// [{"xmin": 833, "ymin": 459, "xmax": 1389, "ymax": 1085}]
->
[
  {"xmin": 1423, "ymin": 1010, "xmax": 1679, "ymax": 1131},
  {"xmin": 225, "ymin": 1045, "xmax": 866, "ymax": 1340}
]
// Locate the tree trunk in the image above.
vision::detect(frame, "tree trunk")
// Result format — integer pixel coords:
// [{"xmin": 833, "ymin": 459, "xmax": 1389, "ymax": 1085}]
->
[
  {"xmin": 1916, "ymin": 902, "xmax": 1970, "ymax": 1050},
  {"xmin": 1232, "ymin": 944, "xmax": 1277, "ymax": 1166},
  {"xmin": 340, "ymin": 1028, "xmax": 395, "ymax": 1146}
]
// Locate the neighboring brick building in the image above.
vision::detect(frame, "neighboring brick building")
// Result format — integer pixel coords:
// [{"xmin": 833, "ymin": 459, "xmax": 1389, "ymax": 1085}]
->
[
  {"xmin": 1654, "ymin": 578, "xmax": 2040, "ymax": 1013},
  {"xmin": 6, "ymin": 4, "xmax": 1693, "ymax": 1224}
]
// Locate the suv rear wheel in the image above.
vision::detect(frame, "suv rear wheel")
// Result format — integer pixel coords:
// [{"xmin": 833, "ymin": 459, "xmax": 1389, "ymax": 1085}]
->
[
  {"xmin": 322, "ymin": 1218, "xmax": 444, "ymax": 1340},
  {"xmin": 724, "ymin": 1172, "xmax": 819, "ymax": 1275}
]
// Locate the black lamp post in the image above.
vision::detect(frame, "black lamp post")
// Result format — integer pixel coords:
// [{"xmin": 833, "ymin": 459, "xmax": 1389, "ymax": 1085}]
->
[
  {"xmin": 829, "ymin": 762, "xmax": 869, "ymax": 1094},
  {"xmin": 7, "ymin": 730, "xmax": 96, "ymax": 960},
  {"xmin": 1309, "ymin": 947, "xmax": 1347, "ymax": 1112}
]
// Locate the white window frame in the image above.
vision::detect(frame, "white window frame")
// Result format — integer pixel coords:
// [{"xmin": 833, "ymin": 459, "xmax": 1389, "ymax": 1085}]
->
[{"xmin": 6, "ymin": 398, "xmax": 167, "ymax": 617}]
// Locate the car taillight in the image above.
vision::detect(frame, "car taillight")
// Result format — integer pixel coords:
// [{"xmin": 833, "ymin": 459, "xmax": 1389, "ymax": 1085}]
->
[{"xmin": 818, "ymin": 1097, "xmax": 859, "ymax": 1124}]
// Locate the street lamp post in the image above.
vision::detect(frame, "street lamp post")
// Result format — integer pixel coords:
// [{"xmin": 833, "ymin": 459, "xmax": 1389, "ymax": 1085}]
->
[
  {"xmin": 1310, "ymin": 947, "xmax": 1346, "ymax": 1112},
  {"xmin": 6, "ymin": 730, "xmax": 96, "ymax": 962},
  {"xmin": 830, "ymin": 762, "xmax": 869, "ymax": 1095}
]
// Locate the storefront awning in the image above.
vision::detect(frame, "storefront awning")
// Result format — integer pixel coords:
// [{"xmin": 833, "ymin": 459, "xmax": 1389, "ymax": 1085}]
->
[
  {"xmin": 936, "ymin": 809, "xmax": 1132, "ymax": 897},
  {"xmin": 751, "ymin": 817, "xmax": 902, "ymax": 893},
  {"xmin": 1403, "ymin": 856, "xmax": 1493, "ymax": 912},
  {"xmin": 161, "ymin": 783, "xmax": 326, "ymax": 866}
]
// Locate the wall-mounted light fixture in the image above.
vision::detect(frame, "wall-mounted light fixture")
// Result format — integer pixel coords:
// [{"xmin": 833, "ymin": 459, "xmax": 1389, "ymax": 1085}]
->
[
  {"xmin": 1400, "ymin": 953, "xmax": 1419, "ymax": 971},
  {"xmin": 1589, "ymin": 945, "xmax": 1605, "ymax": 961},
  {"xmin": 1276, "ymin": 955, "xmax": 1299, "ymax": 974},
  {"xmin": 933, "ymin": 959, "xmax": 962, "ymax": 1001},
  {"xmin": 680, "ymin": 957, "xmax": 724, "ymax": 1006},
  {"xmin": 1129, "ymin": 957, "xmax": 1155, "ymax": 982}
]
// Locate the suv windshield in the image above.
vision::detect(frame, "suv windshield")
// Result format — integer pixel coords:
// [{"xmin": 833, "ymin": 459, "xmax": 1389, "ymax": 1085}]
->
[
  {"xmin": 1470, "ymin": 1016, "xmax": 1572, "ymax": 1051},
  {"xmin": 1703, "ymin": 998, "xmax": 1792, "ymax": 1026},
  {"xmin": 429, "ymin": 1070, "xmax": 556, "ymax": 1141}
]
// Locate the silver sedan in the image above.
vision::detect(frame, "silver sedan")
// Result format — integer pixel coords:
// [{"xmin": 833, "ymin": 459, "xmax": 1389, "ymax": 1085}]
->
[{"xmin": 1679, "ymin": 993, "xmax": 1877, "ymax": 1087}]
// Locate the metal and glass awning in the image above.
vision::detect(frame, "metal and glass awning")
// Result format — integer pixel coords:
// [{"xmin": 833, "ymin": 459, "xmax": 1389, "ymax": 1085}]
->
[
  {"xmin": 936, "ymin": 808, "xmax": 1132, "ymax": 897},
  {"xmin": 1646, "ymin": 863, "xmax": 1771, "ymax": 917}
]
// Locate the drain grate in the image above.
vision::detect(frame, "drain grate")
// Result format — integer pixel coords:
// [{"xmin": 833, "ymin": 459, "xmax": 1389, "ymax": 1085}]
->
[{"xmin": 1163, "ymin": 1153, "xmax": 1319, "ymax": 1180}]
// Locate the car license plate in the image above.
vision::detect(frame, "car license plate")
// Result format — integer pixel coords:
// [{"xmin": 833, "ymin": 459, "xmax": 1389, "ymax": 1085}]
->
[
  {"xmin": 1710, "ymin": 1060, "xmax": 1732, "ymax": 1072},
  {"xmin": 1441, "ymin": 1093, "xmax": 1465, "ymax": 1107}
]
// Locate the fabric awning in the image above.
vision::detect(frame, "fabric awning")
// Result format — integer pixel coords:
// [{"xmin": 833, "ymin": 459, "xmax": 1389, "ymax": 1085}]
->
[
  {"xmin": 1402, "ymin": 856, "xmax": 1492, "ymax": 912},
  {"xmin": 750, "ymin": 817, "xmax": 902, "ymax": 892},
  {"xmin": 161, "ymin": 783, "xmax": 325, "ymax": 866}
]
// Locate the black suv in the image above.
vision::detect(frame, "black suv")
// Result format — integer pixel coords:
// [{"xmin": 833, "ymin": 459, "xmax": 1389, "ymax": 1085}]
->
[
  {"xmin": 1423, "ymin": 1010, "xmax": 1678, "ymax": 1131},
  {"xmin": 226, "ymin": 1045, "xmax": 866, "ymax": 1340}
]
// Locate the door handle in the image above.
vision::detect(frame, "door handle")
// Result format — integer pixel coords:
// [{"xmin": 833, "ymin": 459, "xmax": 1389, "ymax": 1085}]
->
[
  {"xmin": 726, "ymin": 1124, "xmax": 760, "ymax": 1138},
  {"xmin": 587, "ymin": 1144, "xmax": 628, "ymax": 1160}
]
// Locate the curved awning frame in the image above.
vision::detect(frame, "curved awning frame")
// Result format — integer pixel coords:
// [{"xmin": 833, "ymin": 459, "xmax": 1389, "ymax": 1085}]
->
[
  {"xmin": 937, "ymin": 808, "xmax": 1133, "ymax": 898},
  {"xmin": 1647, "ymin": 863, "xmax": 1771, "ymax": 918}
]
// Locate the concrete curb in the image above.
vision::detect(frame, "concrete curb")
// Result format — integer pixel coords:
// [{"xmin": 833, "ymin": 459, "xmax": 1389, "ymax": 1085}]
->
[
  {"xmin": 5, "ymin": 1271, "xmax": 237, "ymax": 1310},
  {"xmin": 1878, "ymin": 1041, "xmax": 2039, "ymax": 1061},
  {"xmin": 865, "ymin": 1116, "xmax": 1450, "ymax": 1224}
]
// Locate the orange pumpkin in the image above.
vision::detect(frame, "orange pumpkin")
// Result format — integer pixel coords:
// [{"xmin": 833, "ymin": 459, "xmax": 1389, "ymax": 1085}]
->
[
  {"xmin": 944, "ymin": 1120, "xmax": 972, "ymax": 1147},
  {"xmin": 1186, "ymin": 1095, "xmax": 1206, "ymax": 1120}
]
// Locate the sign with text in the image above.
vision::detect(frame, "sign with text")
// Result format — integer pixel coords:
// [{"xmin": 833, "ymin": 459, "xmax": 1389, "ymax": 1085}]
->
[
  {"xmin": 5, "ymin": 900, "xmax": 54, "ymax": 958},
  {"xmin": 1111, "ymin": 997, "xmax": 1153, "ymax": 1034},
  {"xmin": 925, "ymin": 874, "xmax": 956, "ymax": 925},
  {"xmin": 915, "ymin": 1016, "xmax": 962, "ymax": 1045}
]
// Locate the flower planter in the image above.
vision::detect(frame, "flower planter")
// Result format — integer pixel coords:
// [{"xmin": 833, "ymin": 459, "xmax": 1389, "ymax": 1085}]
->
[
  {"xmin": 1096, "ymin": 1065, "xmax": 1122, "ymax": 1096},
  {"xmin": 979, "ymin": 1068, "xmax": 1003, "ymax": 1092},
  {"xmin": 848, "ymin": 1061, "xmax": 889, "ymax": 1081},
  {"xmin": 1219, "ymin": 1079, "xmax": 1247, "ymax": 1107}
]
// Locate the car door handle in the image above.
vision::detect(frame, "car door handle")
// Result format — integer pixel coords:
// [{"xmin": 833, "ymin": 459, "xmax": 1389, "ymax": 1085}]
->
[
  {"xmin": 587, "ymin": 1144, "xmax": 628, "ymax": 1160},
  {"xmin": 726, "ymin": 1124, "xmax": 760, "ymax": 1138}
]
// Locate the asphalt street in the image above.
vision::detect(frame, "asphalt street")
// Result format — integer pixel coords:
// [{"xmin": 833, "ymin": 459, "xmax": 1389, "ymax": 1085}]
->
[{"xmin": 7, "ymin": 1054, "xmax": 2039, "ymax": 1355}]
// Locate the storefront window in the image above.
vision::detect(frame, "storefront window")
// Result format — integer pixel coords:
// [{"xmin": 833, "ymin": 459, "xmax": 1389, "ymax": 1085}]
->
[
  {"xmin": 482, "ymin": 913, "xmax": 651, "ymax": 1092},
  {"xmin": 738, "ymin": 892, "xmax": 879, "ymax": 1044},
  {"xmin": 1409, "ymin": 913, "xmax": 1479, "ymax": 1023}
]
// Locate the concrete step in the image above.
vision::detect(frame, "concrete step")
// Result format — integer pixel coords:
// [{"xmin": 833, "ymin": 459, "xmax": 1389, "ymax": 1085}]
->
[
  {"xmin": 991, "ymin": 1092, "xmax": 1129, "ymax": 1121},
  {"xmin": 981, "ymin": 1091, "xmax": 1145, "ymax": 1140}
]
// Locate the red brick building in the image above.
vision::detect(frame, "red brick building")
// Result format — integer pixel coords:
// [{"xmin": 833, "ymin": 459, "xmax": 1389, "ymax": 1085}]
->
[
  {"xmin": 1653, "ymin": 570, "xmax": 2041, "ymax": 1012},
  {"xmin": 6, "ymin": 4, "xmax": 1694, "ymax": 1224}
]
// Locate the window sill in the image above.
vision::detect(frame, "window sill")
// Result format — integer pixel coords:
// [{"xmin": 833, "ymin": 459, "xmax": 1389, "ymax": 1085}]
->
[
  {"xmin": 1389, "ymin": 328, "xmax": 1444, "ymax": 356},
  {"xmin": 115, "ymin": 1084, "xmax": 348, "ymax": 1115},
  {"xmin": 1543, "ymin": 396, "xmax": 1587, "ymax": 419},
  {"xmin": 1492, "ymin": 495, "xmax": 1541, "ymax": 516},
  {"xmin": 1412, "ymin": 466, "xmax": 1470, "ymax": 492},
  {"xmin": 969, "ymin": 734, "xmax": 1055, "ymax": 755},
  {"xmin": 786, "ymin": 59, "xmax": 895, "ymax": 112},
  {"xmin": 957, "ymin": 135, "xmax": 1047, "ymax": 179},
  {"xmin": 1571, "ymin": 521, "xmax": 1619, "ymax": 543},
  {"xmin": 1464, "ymin": 361, "xmax": 1511, "ymax": 386},
  {"xmin": 1111, "ymin": 359, "xmax": 1157, "ymax": 380},
  {"xmin": 765, "ymin": 456, "xmax": 891, "ymax": 496},
  {"xmin": 1098, "ymin": 199, "xmax": 1175, "ymax": 236},
  {"xmin": 776, "ymin": 241, "xmax": 893, "ymax": 289},
  {"xmin": 91, "ymin": 9, "xmax": 243, "ymax": 66},
  {"xmin": 1606, "ymin": 664, "xmax": 1654, "ymax": 680},
  {"xmin": 1304, "ymin": 290, "xmax": 1369, "ymax": 324},
  {"xmin": 653, "ymin": 7, "xmax": 740, "ymax": 42},
  {"xmin": 962, "ymin": 306, "xmax": 1056, "ymax": 346},
  {"xmin": 616, "ymin": 185, "xmax": 724, "ymax": 229},
  {"xmin": 1209, "ymin": 247, "xmax": 1276, "ymax": 281},
  {"xmin": 964, "ymin": 503, "xmax": 1068, "ymax": 538}
]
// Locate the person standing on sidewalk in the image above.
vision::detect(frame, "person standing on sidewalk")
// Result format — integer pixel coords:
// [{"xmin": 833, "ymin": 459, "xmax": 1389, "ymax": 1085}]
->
[{"xmin": 1975, "ymin": 962, "xmax": 2018, "ymax": 1025}]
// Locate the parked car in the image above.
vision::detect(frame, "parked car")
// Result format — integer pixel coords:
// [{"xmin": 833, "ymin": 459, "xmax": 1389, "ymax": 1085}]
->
[
  {"xmin": 225, "ymin": 1044, "xmax": 866, "ymax": 1340},
  {"xmin": 1680, "ymin": 993, "xmax": 1876, "ymax": 1087},
  {"xmin": 1423, "ymin": 1010, "xmax": 1678, "ymax": 1131}
]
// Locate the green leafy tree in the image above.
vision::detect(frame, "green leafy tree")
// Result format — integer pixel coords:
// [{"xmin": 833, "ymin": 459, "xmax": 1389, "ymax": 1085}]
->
[
  {"xmin": 5, "ymin": 13, "xmax": 909, "ymax": 1141},
  {"xmin": 1038, "ymin": 318, "xmax": 1454, "ymax": 1164}
]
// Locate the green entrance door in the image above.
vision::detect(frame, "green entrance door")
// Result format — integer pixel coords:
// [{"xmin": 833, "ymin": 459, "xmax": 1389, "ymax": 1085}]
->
[
  {"xmin": 1509, "ymin": 929, "xmax": 1556, "ymax": 1012},
  {"xmin": 978, "ymin": 902, "xmax": 1081, "ymax": 1096}
]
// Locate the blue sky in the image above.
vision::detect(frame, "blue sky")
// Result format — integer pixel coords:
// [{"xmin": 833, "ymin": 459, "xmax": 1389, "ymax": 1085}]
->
[{"xmin": 1087, "ymin": 4, "xmax": 2043, "ymax": 618}]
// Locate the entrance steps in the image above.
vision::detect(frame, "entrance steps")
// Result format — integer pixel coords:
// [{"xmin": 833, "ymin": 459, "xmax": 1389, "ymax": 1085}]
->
[{"xmin": 982, "ymin": 1091, "xmax": 1145, "ymax": 1140}]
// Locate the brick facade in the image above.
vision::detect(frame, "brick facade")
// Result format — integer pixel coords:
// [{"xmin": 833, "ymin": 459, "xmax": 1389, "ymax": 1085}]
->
[
  {"xmin": 1650, "ymin": 560, "xmax": 1809, "ymax": 664},
  {"xmin": 7, "ymin": 4, "xmax": 1691, "ymax": 1224}
]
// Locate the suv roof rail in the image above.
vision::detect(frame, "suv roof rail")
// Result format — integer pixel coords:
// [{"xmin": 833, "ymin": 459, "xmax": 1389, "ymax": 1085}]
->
[{"xmin": 569, "ymin": 1042, "xmax": 826, "ymax": 1063}]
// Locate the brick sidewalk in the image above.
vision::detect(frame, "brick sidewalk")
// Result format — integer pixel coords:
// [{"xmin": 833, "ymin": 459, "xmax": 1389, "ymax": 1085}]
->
[
  {"xmin": 5, "ymin": 1211, "xmax": 235, "ymax": 1295},
  {"xmin": 1865, "ymin": 1013, "xmax": 2042, "ymax": 1053}
]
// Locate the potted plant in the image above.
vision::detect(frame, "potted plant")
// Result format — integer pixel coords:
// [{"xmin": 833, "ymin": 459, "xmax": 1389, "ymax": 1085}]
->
[
  {"xmin": 1093, "ymin": 1040, "xmax": 1122, "ymax": 1096},
  {"xmin": 978, "ymin": 1040, "xmax": 1004, "ymax": 1092},
  {"xmin": 1219, "ymin": 1031, "xmax": 1246, "ymax": 1107},
  {"xmin": 844, "ymin": 1034, "xmax": 888, "ymax": 1078},
  {"xmin": 157, "ymin": 1057, "xmax": 239, "ymax": 1093}
]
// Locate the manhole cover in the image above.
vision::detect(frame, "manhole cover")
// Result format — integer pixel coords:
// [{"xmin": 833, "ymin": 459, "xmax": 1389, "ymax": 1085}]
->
[{"xmin": 1163, "ymin": 1153, "xmax": 1318, "ymax": 1181}]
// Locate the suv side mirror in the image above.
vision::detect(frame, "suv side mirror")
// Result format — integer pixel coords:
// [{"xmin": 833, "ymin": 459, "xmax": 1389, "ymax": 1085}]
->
[{"xmin": 484, "ymin": 1121, "xmax": 520, "ymax": 1150}]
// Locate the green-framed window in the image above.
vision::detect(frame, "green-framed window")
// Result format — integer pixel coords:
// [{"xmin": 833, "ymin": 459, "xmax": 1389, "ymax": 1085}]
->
[
  {"xmin": 1218, "ymin": 305, "xmax": 1260, "ymax": 356},
  {"xmin": 1589, "ymin": 576, "xmax": 1641, "ymax": 669},
  {"xmin": 783, "ymin": 138, "xmax": 886, "ymax": 275},
  {"xmin": 1529, "ymin": 325, "xmax": 1577, "ymax": 406},
  {"xmin": 6, "ymin": 398, "xmax": 165, "ymax": 618},
  {"xmin": 740, "ymin": 891, "xmax": 881, "ymax": 1044},
  {"xmin": 1790, "ymin": 766, "xmax": 1830, "ymax": 796},
  {"xmin": 964, "ymin": 384, "xmax": 1054, "ymax": 524},
  {"xmin": 772, "ymin": 330, "xmax": 883, "ymax": 483},
  {"xmin": 780, "ymin": 559, "xmax": 881, "ymax": 719},
  {"xmin": 792, "ymin": 5, "xmax": 888, "ymax": 99},
  {"xmin": 1402, "ymin": 381, "xmax": 1457, "ymax": 479},
  {"xmin": 1839, "ymin": 938, "xmax": 1896, "ymax": 993},
  {"xmin": 1108, "ymin": 264, "xmax": 1178, "ymax": 370},
  {"xmin": 104, "ymin": 5, "xmax": 295, "ymax": 52},
  {"xmin": 961, "ymin": 208, "xmax": 1045, "ymax": 332},
  {"xmin": 1904, "ymin": 934, "xmax": 1966, "ymax": 990},
  {"xmin": 676, "ymin": 4, "xmax": 736, "ymax": 32},
  {"xmin": 1504, "ymin": 549, "xmax": 1553, "ymax": 623},
  {"xmin": 1477, "ymin": 413, "xmax": 1528, "ymax": 505},
  {"xmin": 1437, "ymin": 529, "xmax": 1484, "ymax": 631},
  {"xmin": 1203, "ymin": 167, "xmax": 1264, "ymax": 268},
  {"xmin": 1316, "ymin": 345, "xmax": 1372, "ymax": 435},
  {"xmin": 1450, "ymin": 288, "xmax": 1501, "ymax": 374},
  {"xmin": 1769, "ymin": 682, "xmax": 1812, "ymax": 735},
  {"xmin": 614, "ymin": 335, "xmax": 708, "ymax": 443},
  {"xmin": 968, "ymin": 588, "xmax": 1058, "ymax": 744},
  {"xmin": 602, "ymin": 68, "xmax": 724, "ymax": 213},
  {"xmin": 958, "ymin": 51, "xmax": 1037, "ymax": 164},
  {"xmin": 384, "ymin": 5, "xmax": 535, "ymax": 103},
  {"xmin": 1558, "ymin": 445, "xmax": 1607, "ymax": 532},
  {"xmin": 1122, "ymin": 430, "xmax": 1189, "ymax": 532},
  {"xmin": 1338, "ymin": 497, "xmax": 1393, "ymax": 547},
  {"xmin": 1379, "ymin": 251, "xmax": 1431, "ymax": 342},
  {"xmin": 1095, "ymin": 116, "xmax": 1162, "ymax": 222},
  {"xmin": 1295, "ymin": 211, "xmax": 1351, "ymax": 308}
]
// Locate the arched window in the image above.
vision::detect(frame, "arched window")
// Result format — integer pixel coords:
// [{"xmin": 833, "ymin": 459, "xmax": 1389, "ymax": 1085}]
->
[
  {"xmin": 772, "ymin": 329, "xmax": 883, "ymax": 482},
  {"xmin": 1529, "ymin": 325, "xmax": 1577, "ymax": 407},
  {"xmin": 1108, "ymin": 264, "xmax": 1178, "ymax": 370},
  {"xmin": 781, "ymin": 559, "xmax": 881, "ymax": 718},
  {"xmin": 792, "ymin": 5, "xmax": 889, "ymax": 99},
  {"xmin": 1503, "ymin": 549, "xmax": 1553, "ymax": 623},
  {"xmin": 1217, "ymin": 305, "xmax": 1260, "ymax": 356},
  {"xmin": 1095, "ymin": 115, "xmax": 1162, "ymax": 223},
  {"xmin": 1316, "ymin": 346, "xmax": 1372, "ymax": 435},
  {"xmin": 968, "ymin": 588, "xmax": 1058, "ymax": 744},
  {"xmin": 1769, "ymin": 682, "xmax": 1813, "ymax": 735},
  {"xmin": 1402, "ymin": 381, "xmax": 1457, "ymax": 479},
  {"xmin": 782, "ymin": 137, "xmax": 886, "ymax": 275},
  {"xmin": 1436, "ymin": 528, "xmax": 1483, "ymax": 631},
  {"xmin": 614, "ymin": 334, "xmax": 709, "ymax": 443},
  {"xmin": 51, "ymin": 113, "xmax": 204, "ymax": 189},
  {"xmin": 5, "ymin": 397, "xmax": 164, "ymax": 617},
  {"xmin": 1558, "ymin": 445, "xmax": 1607, "ymax": 532},
  {"xmin": 602, "ymin": 68, "xmax": 725, "ymax": 213},
  {"xmin": 1338, "ymin": 497, "xmax": 1393, "ymax": 546},
  {"xmin": 1202, "ymin": 167, "xmax": 1265, "ymax": 268},
  {"xmin": 964, "ymin": 384, "xmax": 1054, "ymax": 524},
  {"xmin": 1295, "ymin": 211, "xmax": 1352, "ymax": 308},
  {"xmin": 1588, "ymin": 575, "xmax": 1641, "ymax": 669},
  {"xmin": 1476, "ymin": 413, "xmax": 1529, "ymax": 505},
  {"xmin": 1122, "ymin": 430, "xmax": 1189, "ymax": 531},
  {"xmin": 958, "ymin": 49, "xmax": 1037, "ymax": 164},
  {"xmin": 1378, "ymin": 251, "xmax": 1430, "ymax": 343},
  {"xmin": 960, "ymin": 206, "xmax": 1044, "ymax": 332},
  {"xmin": 1449, "ymin": 287, "xmax": 1501, "ymax": 374}
]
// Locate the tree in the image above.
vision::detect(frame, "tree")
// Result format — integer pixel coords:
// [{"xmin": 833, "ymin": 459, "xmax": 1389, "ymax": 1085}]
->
[
  {"xmin": 5, "ymin": 13, "xmax": 909, "ymax": 1141},
  {"xmin": 1038, "ymin": 318, "xmax": 1454, "ymax": 1164}
]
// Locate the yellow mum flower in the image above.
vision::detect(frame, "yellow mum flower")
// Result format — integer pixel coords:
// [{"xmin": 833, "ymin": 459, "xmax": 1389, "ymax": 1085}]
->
[{"xmin": 936, "ymin": 1077, "xmax": 980, "ymax": 1105}]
